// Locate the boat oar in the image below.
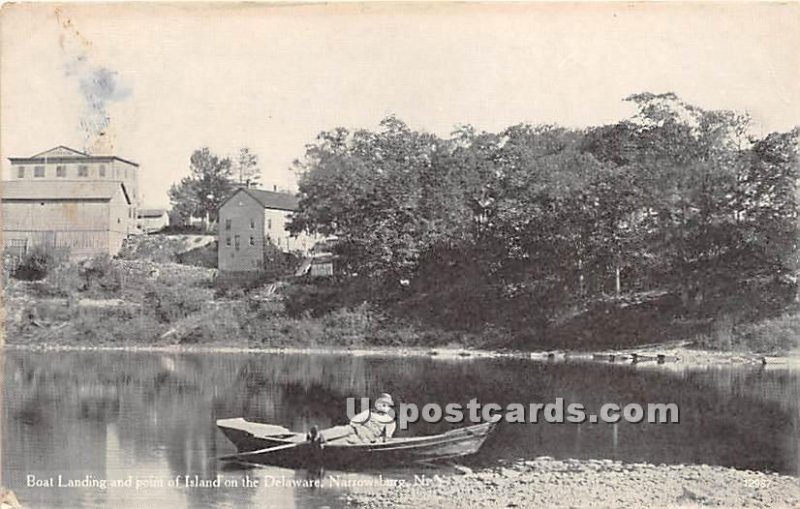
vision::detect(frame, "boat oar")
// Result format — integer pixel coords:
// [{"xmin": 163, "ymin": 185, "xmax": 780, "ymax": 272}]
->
[{"xmin": 218, "ymin": 441, "xmax": 303, "ymax": 462}]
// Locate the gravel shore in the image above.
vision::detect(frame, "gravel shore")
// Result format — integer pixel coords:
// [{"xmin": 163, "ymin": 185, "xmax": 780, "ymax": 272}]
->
[{"xmin": 343, "ymin": 458, "xmax": 800, "ymax": 508}]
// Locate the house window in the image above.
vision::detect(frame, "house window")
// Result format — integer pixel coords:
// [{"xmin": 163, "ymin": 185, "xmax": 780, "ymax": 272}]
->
[
  {"xmin": 56, "ymin": 165, "xmax": 66, "ymax": 177},
  {"xmin": 226, "ymin": 237, "xmax": 231, "ymax": 247},
  {"xmin": 267, "ymin": 218, "xmax": 272, "ymax": 229},
  {"xmin": 250, "ymin": 219, "xmax": 255, "ymax": 229},
  {"xmin": 16, "ymin": 167, "xmax": 24, "ymax": 178},
  {"xmin": 34, "ymin": 166, "xmax": 45, "ymax": 178},
  {"xmin": 225, "ymin": 219, "xmax": 232, "ymax": 231},
  {"xmin": 78, "ymin": 165, "xmax": 88, "ymax": 177},
  {"xmin": 234, "ymin": 235, "xmax": 240, "ymax": 251},
  {"xmin": 249, "ymin": 236, "xmax": 255, "ymax": 246},
  {"xmin": 99, "ymin": 165, "xmax": 106, "ymax": 177}
]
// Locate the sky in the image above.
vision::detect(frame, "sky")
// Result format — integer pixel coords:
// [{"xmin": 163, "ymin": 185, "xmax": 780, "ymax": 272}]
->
[{"xmin": 1, "ymin": 2, "xmax": 798, "ymax": 208}]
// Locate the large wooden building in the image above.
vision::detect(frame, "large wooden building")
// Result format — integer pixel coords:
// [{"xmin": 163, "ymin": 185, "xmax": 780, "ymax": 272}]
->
[
  {"xmin": 218, "ymin": 188, "xmax": 315, "ymax": 272},
  {"xmin": 2, "ymin": 146, "xmax": 140, "ymax": 258}
]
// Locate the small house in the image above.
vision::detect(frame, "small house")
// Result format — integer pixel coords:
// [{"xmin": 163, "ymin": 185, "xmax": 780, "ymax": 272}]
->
[
  {"xmin": 137, "ymin": 208, "xmax": 170, "ymax": 234},
  {"xmin": 217, "ymin": 188, "xmax": 315, "ymax": 272}
]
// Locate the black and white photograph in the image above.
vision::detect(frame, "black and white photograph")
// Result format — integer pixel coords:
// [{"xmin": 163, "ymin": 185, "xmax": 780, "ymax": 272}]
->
[{"xmin": 1, "ymin": 2, "xmax": 799, "ymax": 508}]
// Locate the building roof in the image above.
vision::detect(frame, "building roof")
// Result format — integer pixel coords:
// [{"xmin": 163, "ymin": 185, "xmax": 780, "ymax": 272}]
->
[
  {"xmin": 31, "ymin": 146, "xmax": 91, "ymax": 158},
  {"xmin": 1, "ymin": 181, "xmax": 131, "ymax": 204},
  {"xmin": 9, "ymin": 145, "xmax": 140, "ymax": 167},
  {"xmin": 137, "ymin": 208, "xmax": 168, "ymax": 218},
  {"xmin": 221, "ymin": 187, "xmax": 299, "ymax": 211}
]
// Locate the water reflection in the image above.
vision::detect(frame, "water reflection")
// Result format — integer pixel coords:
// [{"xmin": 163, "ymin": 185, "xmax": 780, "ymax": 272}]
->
[{"xmin": 2, "ymin": 350, "xmax": 798, "ymax": 508}]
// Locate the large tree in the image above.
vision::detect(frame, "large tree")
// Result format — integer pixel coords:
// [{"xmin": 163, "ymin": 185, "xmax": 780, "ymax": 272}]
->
[{"xmin": 169, "ymin": 147, "xmax": 233, "ymax": 225}]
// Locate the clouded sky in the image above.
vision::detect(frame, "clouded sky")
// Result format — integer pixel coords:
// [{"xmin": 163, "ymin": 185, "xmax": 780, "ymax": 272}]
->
[{"xmin": 2, "ymin": 2, "xmax": 798, "ymax": 207}]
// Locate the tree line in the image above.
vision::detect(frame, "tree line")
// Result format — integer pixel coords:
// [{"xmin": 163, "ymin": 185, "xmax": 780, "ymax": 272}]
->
[{"xmin": 288, "ymin": 93, "xmax": 799, "ymax": 335}]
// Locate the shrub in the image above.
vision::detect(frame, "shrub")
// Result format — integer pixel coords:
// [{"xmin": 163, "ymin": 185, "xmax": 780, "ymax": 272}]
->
[
  {"xmin": 177, "ymin": 241, "xmax": 218, "ymax": 268},
  {"xmin": 12, "ymin": 246, "xmax": 63, "ymax": 281},
  {"xmin": 44, "ymin": 263, "xmax": 84, "ymax": 296},
  {"xmin": 171, "ymin": 305, "xmax": 245, "ymax": 345},
  {"xmin": 33, "ymin": 255, "xmax": 126, "ymax": 298},
  {"xmin": 80, "ymin": 255, "xmax": 123, "ymax": 296},
  {"xmin": 733, "ymin": 312, "xmax": 800, "ymax": 354},
  {"xmin": 143, "ymin": 283, "xmax": 208, "ymax": 323},
  {"xmin": 282, "ymin": 276, "xmax": 368, "ymax": 317}
]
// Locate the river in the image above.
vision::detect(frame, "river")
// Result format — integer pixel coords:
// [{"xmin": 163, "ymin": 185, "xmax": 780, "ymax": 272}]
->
[{"xmin": 2, "ymin": 349, "xmax": 798, "ymax": 508}]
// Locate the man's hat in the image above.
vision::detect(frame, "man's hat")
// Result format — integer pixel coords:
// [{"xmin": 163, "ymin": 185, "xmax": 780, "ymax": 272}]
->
[{"xmin": 376, "ymin": 393, "xmax": 394, "ymax": 407}]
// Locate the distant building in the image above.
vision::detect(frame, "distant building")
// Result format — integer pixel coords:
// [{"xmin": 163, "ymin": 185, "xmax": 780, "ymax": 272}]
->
[
  {"xmin": 2, "ymin": 145, "xmax": 140, "ymax": 258},
  {"xmin": 295, "ymin": 237, "xmax": 338, "ymax": 277},
  {"xmin": 217, "ymin": 188, "xmax": 314, "ymax": 272},
  {"xmin": 137, "ymin": 208, "xmax": 170, "ymax": 234}
]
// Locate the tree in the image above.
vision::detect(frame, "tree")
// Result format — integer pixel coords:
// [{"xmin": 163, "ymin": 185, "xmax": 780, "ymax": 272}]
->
[
  {"xmin": 288, "ymin": 101, "xmax": 799, "ymax": 338},
  {"xmin": 168, "ymin": 177, "xmax": 200, "ymax": 225},
  {"xmin": 236, "ymin": 147, "xmax": 261, "ymax": 187},
  {"xmin": 168, "ymin": 147, "xmax": 233, "ymax": 226}
]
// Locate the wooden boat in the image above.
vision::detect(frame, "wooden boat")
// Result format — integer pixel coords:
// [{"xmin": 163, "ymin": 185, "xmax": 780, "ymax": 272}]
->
[{"xmin": 216, "ymin": 418, "xmax": 496, "ymax": 469}]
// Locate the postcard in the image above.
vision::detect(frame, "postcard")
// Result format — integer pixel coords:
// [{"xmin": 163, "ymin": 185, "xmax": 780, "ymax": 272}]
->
[{"xmin": 1, "ymin": 2, "xmax": 799, "ymax": 508}]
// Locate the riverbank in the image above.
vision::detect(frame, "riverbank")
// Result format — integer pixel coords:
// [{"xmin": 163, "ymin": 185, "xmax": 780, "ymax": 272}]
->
[
  {"xmin": 344, "ymin": 457, "xmax": 800, "ymax": 508},
  {"xmin": 3, "ymin": 257, "xmax": 798, "ymax": 367},
  {"xmin": 4, "ymin": 341, "xmax": 799, "ymax": 371}
]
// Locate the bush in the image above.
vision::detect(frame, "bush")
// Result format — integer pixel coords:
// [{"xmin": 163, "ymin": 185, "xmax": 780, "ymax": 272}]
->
[
  {"xmin": 733, "ymin": 312, "xmax": 800, "ymax": 354},
  {"xmin": 12, "ymin": 246, "xmax": 63, "ymax": 281},
  {"xmin": 44, "ymin": 263, "xmax": 85, "ymax": 296},
  {"xmin": 282, "ymin": 276, "xmax": 369, "ymax": 317},
  {"xmin": 177, "ymin": 241, "xmax": 218, "ymax": 268},
  {"xmin": 163, "ymin": 224, "xmax": 201, "ymax": 234},
  {"xmin": 33, "ymin": 255, "xmax": 126, "ymax": 298},
  {"xmin": 80, "ymin": 255, "xmax": 123, "ymax": 296},
  {"xmin": 143, "ymin": 283, "xmax": 208, "ymax": 323},
  {"xmin": 214, "ymin": 272, "xmax": 274, "ymax": 295}
]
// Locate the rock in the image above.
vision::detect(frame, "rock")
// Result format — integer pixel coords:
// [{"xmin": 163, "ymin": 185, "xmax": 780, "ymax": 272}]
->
[
  {"xmin": 679, "ymin": 486, "xmax": 708, "ymax": 503},
  {"xmin": 453, "ymin": 465, "xmax": 473, "ymax": 475}
]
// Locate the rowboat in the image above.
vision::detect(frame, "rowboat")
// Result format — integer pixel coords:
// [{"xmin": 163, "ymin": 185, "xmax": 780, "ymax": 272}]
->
[{"xmin": 216, "ymin": 418, "xmax": 496, "ymax": 469}]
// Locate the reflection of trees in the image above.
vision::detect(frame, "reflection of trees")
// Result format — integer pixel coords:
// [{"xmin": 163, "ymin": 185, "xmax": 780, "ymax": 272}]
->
[
  {"xmin": 215, "ymin": 355, "xmax": 371, "ymax": 431},
  {"xmin": 3, "ymin": 348, "xmax": 799, "ymax": 499}
]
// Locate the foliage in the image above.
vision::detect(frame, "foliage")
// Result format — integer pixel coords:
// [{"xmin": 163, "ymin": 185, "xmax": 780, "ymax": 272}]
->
[
  {"xmin": 732, "ymin": 311, "xmax": 800, "ymax": 354},
  {"xmin": 143, "ymin": 283, "xmax": 208, "ymax": 324},
  {"xmin": 12, "ymin": 246, "xmax": 64, "ymax": 281},
  {"xmin": 168, "ymin": 147, "xmax": 234, "ymax": 225},
  {"xmin": 79, "ymin": 255, "xmax": 123, "ymax": 295},
  {"xmin": 289, "ymin": 95, "xmax": 800, "ymax": 343},
  {"xmin": 176, "ymin": 241, "xmax": 218, "ymax": 269}
]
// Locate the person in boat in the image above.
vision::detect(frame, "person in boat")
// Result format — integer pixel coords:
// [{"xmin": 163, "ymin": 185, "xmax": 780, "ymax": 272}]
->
[
  {"xmin": 346, "ymin": 393, "xmax": 396, "ymax": 444},
  {"xmin": 314, "ymin": 393, "xmax": 397, "ymax": 445}
]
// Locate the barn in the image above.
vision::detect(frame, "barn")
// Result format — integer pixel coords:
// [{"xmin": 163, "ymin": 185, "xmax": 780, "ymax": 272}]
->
[{"xmin": 1, "ymin": 180, "xmax": 132, "ymax": 258}]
